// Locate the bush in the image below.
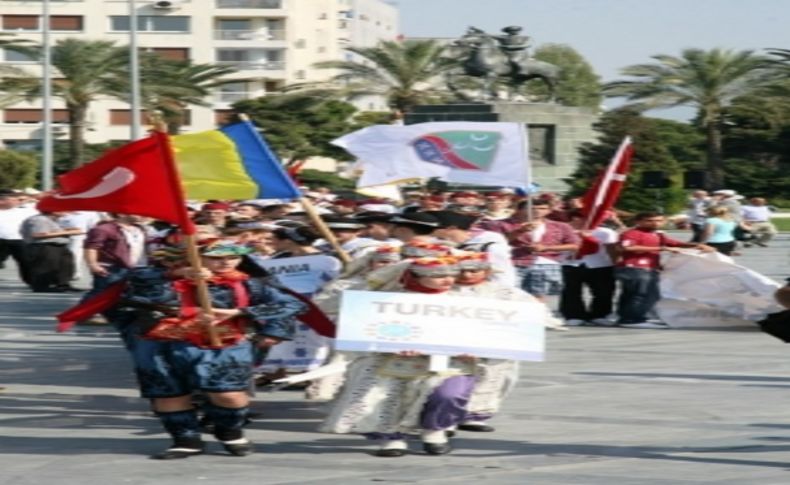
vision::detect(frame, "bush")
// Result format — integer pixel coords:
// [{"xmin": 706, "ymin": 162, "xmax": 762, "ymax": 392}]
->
[{"xmin": 0, "ymin": 149, "xmax": 37, "ymax": 189}]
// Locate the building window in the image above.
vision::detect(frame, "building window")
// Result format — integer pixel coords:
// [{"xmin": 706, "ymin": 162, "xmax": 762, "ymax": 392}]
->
[
  {"xmin": 109, "ymin": 109, "xmax": 191, "ymax": 126},
  {"xmin": 145, "ymin": 47, "xmax": 190, "ymax": 60},
  {"xmin": 110, "ymin": 16, "xmax": 190, "ymax": 32},
  {"xmin": 294, "ymin": 39, "xmax": 306, "ymax": 48},
  {"xmin": 2, "ymin": 15, "xmax": 38, "ymax": 31},
  {"xmin": 4, "ymin": 109, "xmax": 69, "ymax": 123},
  {"xmin": 51, "ymin": 16, "xmax": 83, "ymax": 31},
  {"xmin": 3, "ymin": 49, "xmax": 37, "ymax": 62},
  {"xmin": 2, "ymin": 15, "xmax": 83, "ymax": 31}
]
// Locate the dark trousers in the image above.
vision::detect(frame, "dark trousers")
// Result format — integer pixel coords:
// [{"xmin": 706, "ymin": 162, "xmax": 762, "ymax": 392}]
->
[
  {"xmin": 690, "ymin": 223, "xmax": 706, "ymax": 243},
  {"xmin": 615, "ymin": 267, "xmax": 660, "ymax": 324},
  {"xmin": 559, "ymin": 265, "xmax": 616, "ymax": 320},
  {"xmin": 26, "ymin": 243, "xmax": 74, "ymax": 291},
  {"xmin": 708, "ymin": 241, "xmax": 736, "ymax": 256},
  {"xmin": 0, "ymin": 238, "xmax": 30, "ymax": 283}
]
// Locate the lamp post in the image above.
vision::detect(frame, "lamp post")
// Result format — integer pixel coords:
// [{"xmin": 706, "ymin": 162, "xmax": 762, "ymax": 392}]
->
[
  {"xmin": 41, "ymin": 0, "xmax": 53, "ymax": 190},
  {"xmin": 129, "ymin": 0, "xmax": 142, "ymax": 140}
]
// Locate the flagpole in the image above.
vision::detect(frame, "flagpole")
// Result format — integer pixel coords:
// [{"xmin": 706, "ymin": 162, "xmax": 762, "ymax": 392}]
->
[
  {"xmin": 521, "ymin": 123, "xmax": 533, "ymax": 222},
  {"xmin": 129, "ymin": 0, "xmax": 142, "ymax": 140},
  {"xmin": 151, "ymin": 123, "xmax": 221, "ymax": 347}
]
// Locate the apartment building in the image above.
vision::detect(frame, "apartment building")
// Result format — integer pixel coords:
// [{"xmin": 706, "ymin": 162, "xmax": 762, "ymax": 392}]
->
[{"xmin": 0, "ymin": 0, "xmax": 399, "ymax": 149}]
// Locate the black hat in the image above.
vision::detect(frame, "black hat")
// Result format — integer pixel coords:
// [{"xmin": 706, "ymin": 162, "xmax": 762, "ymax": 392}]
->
[
  {"xmin": 389, "ymin": 212, "xmax": 441, "ymax": 229},
  {"xmin": 0, "ymin": 189, "xmax": 22, "ymax": 197},
  {"xmin": 426, "ymin": 210, "xmax": 478, "ymax": 230},
  {"xmin": 353, "ymin": 211, "xmax": 394, "ymax": 224},
  {"xmin": 321, "ymin": 215, "xmax": 366, "ymax": 230}
]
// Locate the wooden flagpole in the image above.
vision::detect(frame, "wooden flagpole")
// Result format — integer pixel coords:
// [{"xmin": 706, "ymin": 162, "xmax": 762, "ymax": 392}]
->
[{"xmin": 150, "ymin": 115, "xmax": 221, "ymax": 347}]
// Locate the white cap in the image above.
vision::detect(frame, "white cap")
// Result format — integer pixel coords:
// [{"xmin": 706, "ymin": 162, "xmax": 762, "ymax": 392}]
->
[
  {"xmin": 358, "ymin": 203, "xmax": 398, "ymax": 214},
  {"xmin": 21, "ymin": 187, "xmax": 41, "ymax": 195},
  {"xmin": 713, "ymin": 189, "xmax": 736, "ymax": 196},
  {"xmin": 241, "ymin": 199, "xmax": 291, "ymax": 208}
]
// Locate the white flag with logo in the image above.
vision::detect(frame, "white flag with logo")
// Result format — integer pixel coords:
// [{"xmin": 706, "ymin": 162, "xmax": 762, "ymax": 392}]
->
[{"xmin": 332, "ymin": 122, "xmax": 530, "ymax": 188}]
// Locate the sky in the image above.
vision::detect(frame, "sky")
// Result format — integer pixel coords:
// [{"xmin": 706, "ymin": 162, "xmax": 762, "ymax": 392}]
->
[{"xmin": 391, "ymin": 0, "xmax": 790, "ymax": 119}]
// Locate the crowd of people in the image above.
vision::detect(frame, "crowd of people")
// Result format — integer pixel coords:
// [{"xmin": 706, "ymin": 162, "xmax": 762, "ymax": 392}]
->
[{"xmin": 0, "ymin": 185, "xmax": 781, "ymax": 458}]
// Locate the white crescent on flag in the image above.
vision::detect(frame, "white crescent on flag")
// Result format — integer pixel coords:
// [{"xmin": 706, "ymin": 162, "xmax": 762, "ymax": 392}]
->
[{"xmin": 52, "ymin": 167, "xmax": 136, "ymax": 199}]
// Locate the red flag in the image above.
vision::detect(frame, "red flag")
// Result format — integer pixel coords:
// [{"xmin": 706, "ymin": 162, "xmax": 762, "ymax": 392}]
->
[
  {"xmin": 38, "ymin": 132, "xmax": 194, "ymax": 234},
  {"xmin": 56, "ymin": 281, "xmax": 127, "ymax": 332},
  {"xmin": 581, "ymin": 136, "xmax": 633, "ymax": 230}
]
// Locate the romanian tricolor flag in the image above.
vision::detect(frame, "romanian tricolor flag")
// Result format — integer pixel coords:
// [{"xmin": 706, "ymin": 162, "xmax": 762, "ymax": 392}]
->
[{"xmin": 172, "ymin": 120, "xmax": 301, "ymax": 201}]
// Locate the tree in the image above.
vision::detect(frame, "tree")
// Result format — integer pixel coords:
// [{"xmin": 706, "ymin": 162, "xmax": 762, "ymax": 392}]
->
[
  {"xmin": 135, "ymin": 55, "xmax": 237, "ymax": 134},
  {"xmin": 605, "ymin": 48, "xmax": 775, "ymax": 188},
  {"xmin": 232, "ymin": 95, "xmax": 360, "ymax": 162},
  {"xmin": 0, "ymin": 150, "xmax": 37, "ymax": 189},
  {"xmin": 14, "ymin": 39, "xmax": 130, "ymax": 167},
  {"xmin": 293, "ymin": 39, "xmax": 456, "ymax": 113},
  {"xmin": 0, "ymin": 33, "xmax": 37, "ymax": 107},
  {"xmin": 527, "ymin": 43, "xmax": 602, "ymax": 108},
  {"xmin": 567, "ymin": 109, "xmax": 693, "ymax": 215}
]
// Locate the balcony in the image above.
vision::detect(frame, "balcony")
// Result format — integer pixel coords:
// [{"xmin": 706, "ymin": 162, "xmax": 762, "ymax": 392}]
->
[
  {"xmin": 216, "ymin": 0, "xmax": 282, "ymax": 8},
  {"xmin": 215, "ymin": 91, "xmax": 252, "ymax": 103},
  {"xmin": 214, "ymin": 29, "xmax": 285, "ymax": 41},
  {"xmin": 216, "ymin": 60, "xmax": 285, "ymax": 71}
]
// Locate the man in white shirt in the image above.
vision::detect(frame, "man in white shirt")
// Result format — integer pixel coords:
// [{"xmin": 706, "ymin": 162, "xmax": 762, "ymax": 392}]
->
[
  {"xmin": 0, "ymin": 189, "xmax": 38, "ymax": 282},
  {"xmin": 560, "ymin": 211, "xmax": 619, "ymax": 326},
  {"xmin": 741, "ymin": 197, "xmax": 777, "ymax": 247}
]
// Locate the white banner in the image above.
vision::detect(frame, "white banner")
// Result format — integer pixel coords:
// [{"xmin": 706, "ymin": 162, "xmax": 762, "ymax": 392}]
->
[
  {"xmin": 335, "ymin": 290, "xmax": 545, "ymax": 361},
  {"xmin": 332, "ymin": 122, "xmax": 530, "ymax": 188}
]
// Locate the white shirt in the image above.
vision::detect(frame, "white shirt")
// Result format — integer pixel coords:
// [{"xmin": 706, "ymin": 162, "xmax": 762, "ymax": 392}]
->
[
  {"xmin": 457, "ymin": 230, "xmax": 518, "ymax": 287},
  {"xmin": 120, "ymin": 224, "xmax": 147, "ymax": 267},
  {"xmin": 741, "ymin": 205, "xmax": 772, "ymax": 222},
  {"xmin": 563, "ymin": 227, "xmax": 618, "ymax": 269},
  {"xmin": 0, "ymin": 206, "xmax": 38, "ymax": 239}
]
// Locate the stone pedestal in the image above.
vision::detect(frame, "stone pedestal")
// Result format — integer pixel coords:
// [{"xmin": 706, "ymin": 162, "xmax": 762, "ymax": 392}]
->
[{"xmin": 404, "ymin": 103, "xmax": 599, "ymax": 193}]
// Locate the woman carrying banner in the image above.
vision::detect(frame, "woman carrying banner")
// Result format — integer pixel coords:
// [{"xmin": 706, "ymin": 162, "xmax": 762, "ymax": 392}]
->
[
  {"xmin": 448, "ymin": 252, "xmax": 561, "ymax": 433},
  {"xmin": 319, "ymin": 256, "xmax": 481, "ymax": 457},
  {"xmin": 109, "ymin": 241, "xmax": 305, "ymax": 459}
]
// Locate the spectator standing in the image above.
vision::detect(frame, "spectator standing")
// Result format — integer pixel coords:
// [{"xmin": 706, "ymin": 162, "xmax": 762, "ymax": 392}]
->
[
  {"xmin": 741, "ymin": 197, "xmax": 777, "ymax": 247},
  {"xmin": 560, "ymin": 211, "xmax": 619, "ymax": 326},
  {"xmin": 686, "ymin": 190, "xmax": 711, "ymax": 242},
  {"xmin": 83, "ymin": 214, "xmax": 150, "ymax": 298},
  {"xmin": 0, "ymin": 189, "xmax": 37, "ymax": 282},
  {"xmin": 20, "ymin": 211, "xmax": 82, "ymax": 292},
  {"xmin": 59, "ymin": 211, "xmax": 104, "ymax": 280}
]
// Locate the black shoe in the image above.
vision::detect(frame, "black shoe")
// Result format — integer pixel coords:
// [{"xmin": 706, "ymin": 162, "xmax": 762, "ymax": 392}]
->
[
  {"xmin": 445, "ymin": 430, "xmax": 456, "ymax": 438},
  {"xmin": 151, "ymin": 444, "xmax": 204, "ymax": 460},
  {"xmin": 32, "ymin": 287, "xmax": 65, "ymax": 293},
  {"xmin": 375, "ymin": 448, "xmax": 407, "ymax": 457},
  {"xmin": 423, "ymin": 442, "xmax": 453, "ymax": 455},
  {"xmin": 221, "ymin": 439, "xmax": 254, "ymax": 456},
  {"xmin": 56, "ymin": 285, "xmax": 84, "ymax": 293},
  {"xmin": 457, "ymin": 423, "xmax": 495, "ymax": 432}
]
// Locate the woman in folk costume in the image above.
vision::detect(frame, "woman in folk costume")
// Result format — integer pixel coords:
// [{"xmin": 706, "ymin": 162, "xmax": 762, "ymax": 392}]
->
[
  {"xmin": 254, "ymin": 226, "xmax": 342, "ymax": 383},
  {"xmin": 306, "ymin": 245, "xmax": 403, "ymax": 400},
  {"xmin": 448, "ymin": 251, "xmax": 562, "ymax": 433},
  {"xmin": 319, "ymin": 256, "xmax": 483, "ymax": 457},
  {"xmin": 108, "ymin": 241, "xmax": 305, "ymax": 459}
]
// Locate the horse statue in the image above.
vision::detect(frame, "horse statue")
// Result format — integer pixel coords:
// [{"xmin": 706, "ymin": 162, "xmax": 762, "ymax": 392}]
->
[{"xmin": 446, "ymin": 27, "xmax": 560, "ymax": 102}]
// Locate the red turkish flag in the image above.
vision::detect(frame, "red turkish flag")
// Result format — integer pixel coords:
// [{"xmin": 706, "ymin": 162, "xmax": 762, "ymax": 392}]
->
[
  {"xmin": 38, "ymin": 132, "xmax": 194, "ymax": 233},
  {"xmin": 581, "ymin": 136, "xmax": 634, "ymax": 230}
]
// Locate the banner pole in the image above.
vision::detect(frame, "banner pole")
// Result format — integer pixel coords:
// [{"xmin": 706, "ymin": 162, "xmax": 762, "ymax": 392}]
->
[
  {"xmin": 299, "ymin": 196, "xmax": 352, "ymax": 265},
  {"xmin": 152, "ymin": 119, "xmax": 221, "ymax": 347}
]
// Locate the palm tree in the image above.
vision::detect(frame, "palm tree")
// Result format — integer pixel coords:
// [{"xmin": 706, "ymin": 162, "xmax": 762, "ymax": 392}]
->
[
  {"xmin": 135, "ymin": 55, "xmax": 237, "ymax": 134},
  {"xmin": 289, "ymin": 39, "xmax": 456, "ymax": 114},
  {"xmin": 605, "ymin": 48, "xmax": 775, "ymax": 188},
  {"xmin": 24, "ymin": 39, "xmax": 129, "ymax": 166}
]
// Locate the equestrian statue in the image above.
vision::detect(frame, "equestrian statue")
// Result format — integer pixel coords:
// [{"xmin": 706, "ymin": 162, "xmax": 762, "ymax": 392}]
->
[{"xmin": 446, "ymin": 26, "xmax": 560, "ymax": 102}]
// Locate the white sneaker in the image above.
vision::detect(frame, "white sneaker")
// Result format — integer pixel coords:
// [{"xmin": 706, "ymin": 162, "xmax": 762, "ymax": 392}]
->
[
  {"xmin": 618, "ymin": 321, "xmax": 670, "ymax": 329},
  {"xmin": 564, "ymin": 319, "xmax": 586, "ymax": 326},
  {"xmin": 589, "ymin": 318, "xmax": 615, "ymax": 327}
]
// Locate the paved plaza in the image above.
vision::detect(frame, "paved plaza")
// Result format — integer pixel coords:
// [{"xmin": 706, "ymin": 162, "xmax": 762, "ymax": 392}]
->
[{"xmin": 1, "ymin": 233, "xmax": 790, "ymax": 484}]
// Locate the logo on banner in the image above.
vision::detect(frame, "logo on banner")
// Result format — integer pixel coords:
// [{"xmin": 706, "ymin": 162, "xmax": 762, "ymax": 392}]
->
[
  {"xmin": 365, "ymin": 321, "xmax": 423, "ymax": 342},
  {"xmin": 412, "ymin": 131, "xmax": 501, "ymax": 171}
]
